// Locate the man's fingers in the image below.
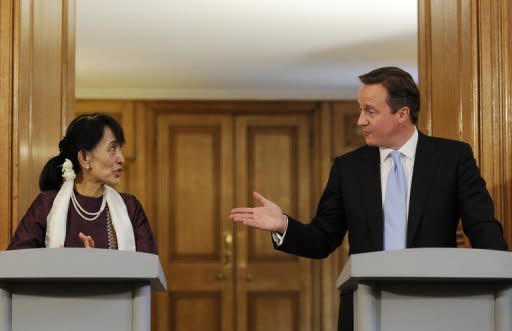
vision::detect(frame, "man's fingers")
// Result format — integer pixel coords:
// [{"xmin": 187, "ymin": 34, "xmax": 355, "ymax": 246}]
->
[
  {"xmin": 231, "ymin": 213, "xmax": 253, "ymax": 223},
  {"xmin": 234, "ymin": 217, "xmax": 261, "ymax": 229},
  {"xmin": 230, "ymin": 207, "xmax": 254, "ymax": 215}
]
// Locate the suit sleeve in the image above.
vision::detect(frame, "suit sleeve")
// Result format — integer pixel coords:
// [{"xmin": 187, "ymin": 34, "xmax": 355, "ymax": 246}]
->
[
  {"xmin": 274, "ymin": 158, "xmax": 347, "ymax": 258},
  {"xmin": 458, "ymin": 143, "xmax": 508, "ymax": 250}
]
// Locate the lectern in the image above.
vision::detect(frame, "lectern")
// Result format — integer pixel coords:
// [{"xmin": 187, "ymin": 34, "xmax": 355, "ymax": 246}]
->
[
  {"xmin": 337, "ymin": 248, "xmax": 512, "ymax": 331},
  {"xmin": 0, "ymin": 248, "xmax": 167, "ymax": 331}
]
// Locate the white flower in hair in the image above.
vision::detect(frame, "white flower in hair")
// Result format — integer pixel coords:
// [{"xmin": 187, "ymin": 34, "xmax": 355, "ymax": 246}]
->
[{"xmin": 62, "ymin": 158, "xmax": 76, "ymax": 181}]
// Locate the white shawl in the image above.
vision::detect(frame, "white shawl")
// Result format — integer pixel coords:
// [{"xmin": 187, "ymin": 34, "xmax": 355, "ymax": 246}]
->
[{"xmin": 45, "ymin": 170, "xmax": 136, "ymax": 251}]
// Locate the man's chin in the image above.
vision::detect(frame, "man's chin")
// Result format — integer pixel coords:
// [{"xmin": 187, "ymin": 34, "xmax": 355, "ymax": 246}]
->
[{"xmin": 364, "ymin": 138, "xmax": 377, "ymax": 146}]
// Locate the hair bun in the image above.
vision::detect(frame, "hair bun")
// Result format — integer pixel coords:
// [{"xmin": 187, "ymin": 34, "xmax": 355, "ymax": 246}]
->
[{"xmin": 58, "ymin": 137, "xmax": 68, "ymax": 154}]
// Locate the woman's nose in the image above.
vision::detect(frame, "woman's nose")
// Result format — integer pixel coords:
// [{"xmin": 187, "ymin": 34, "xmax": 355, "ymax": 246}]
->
[{"xmin": 117, "ymin": 149, "xmax": 125, "ymax": 164}]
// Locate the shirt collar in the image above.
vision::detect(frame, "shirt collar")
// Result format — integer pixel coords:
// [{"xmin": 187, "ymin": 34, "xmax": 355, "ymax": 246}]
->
[{"xmin": 379, "ymin": 127, "xmax": 418, "ymax": 163}]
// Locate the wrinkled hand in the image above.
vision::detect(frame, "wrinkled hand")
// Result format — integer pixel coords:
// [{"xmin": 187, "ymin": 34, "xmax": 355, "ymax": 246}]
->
[
  {"xmin": 79, "ymin": 232, "xmax": 95, "ymax": 248},
  {"xmin": 230, "ymin": 192, "xmax": 286, "ymax": 233}
]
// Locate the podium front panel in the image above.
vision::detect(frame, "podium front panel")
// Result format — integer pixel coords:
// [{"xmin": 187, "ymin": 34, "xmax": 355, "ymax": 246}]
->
[
  {"xmin": 12, "ymin": 282, "xmax": 133, "ymax": 331},
  {"xmin": 379, "ymin": 283, "xmax": 494, "ymax": 331}
]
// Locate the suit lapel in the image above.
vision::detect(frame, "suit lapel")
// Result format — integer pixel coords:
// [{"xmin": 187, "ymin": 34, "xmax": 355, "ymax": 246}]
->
[
  {"xmin": 360, "ymin": 146, "xmax": 384, "ymax": 250},
  {"xmin": 407, "ymin": 133, "xmax": 439, "ymax": 246}
]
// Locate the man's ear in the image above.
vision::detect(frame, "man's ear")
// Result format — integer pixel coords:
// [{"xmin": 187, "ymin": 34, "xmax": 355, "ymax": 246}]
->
[
  {"xmin": 398, "ymin": 106, "xmax": 411, "ymax": 122},
  {"xmin": 77, "ymin": 150, "xmax": 90, "ymax": 170}
]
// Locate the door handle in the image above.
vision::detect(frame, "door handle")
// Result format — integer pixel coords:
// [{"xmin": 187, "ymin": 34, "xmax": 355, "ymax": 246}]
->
[{"xmin": 224, "ymin": 232, "xmax": 233, "ymax": 268}]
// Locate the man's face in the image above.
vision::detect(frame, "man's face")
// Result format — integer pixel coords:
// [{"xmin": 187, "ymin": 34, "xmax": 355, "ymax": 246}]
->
[{"xmin": 357, "ymin": 83, "xmax": 404, "ymax": 149}]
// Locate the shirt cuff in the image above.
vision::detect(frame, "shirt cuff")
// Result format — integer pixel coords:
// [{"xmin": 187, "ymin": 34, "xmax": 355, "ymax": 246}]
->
[{"xmin": 271, "ymin": 214, "xmax": 289, "ymax": 247}]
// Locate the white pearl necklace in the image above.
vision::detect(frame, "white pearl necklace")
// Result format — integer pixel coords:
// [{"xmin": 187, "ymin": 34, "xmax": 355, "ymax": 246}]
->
[{"xmin": 71, "ymin": 190, "xmax": 107, "ymax": 221}]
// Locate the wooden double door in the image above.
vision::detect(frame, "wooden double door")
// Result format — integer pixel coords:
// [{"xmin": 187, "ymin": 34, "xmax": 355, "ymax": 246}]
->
[{"xmin": 153, "ymin": 109, "xmax": 314, "ymax": 331}]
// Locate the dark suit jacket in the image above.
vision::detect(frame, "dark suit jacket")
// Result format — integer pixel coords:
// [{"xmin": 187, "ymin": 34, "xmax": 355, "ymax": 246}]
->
[{"xmin": 275, "ymin": 132, "xmax": 508, "ymax": 331}]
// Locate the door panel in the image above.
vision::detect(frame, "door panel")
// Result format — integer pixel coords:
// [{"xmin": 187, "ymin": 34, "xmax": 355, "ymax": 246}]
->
[
  {"xmin": 169, "ymin": 292, "xmax": 222, "ymax": 331},
  {"xmin": 235, "ymin": 115, "xmax": 312, "ymax": 331},
  {"xmin": 156, "ymin": 113, "xmax": 234, "ymax": 331}
]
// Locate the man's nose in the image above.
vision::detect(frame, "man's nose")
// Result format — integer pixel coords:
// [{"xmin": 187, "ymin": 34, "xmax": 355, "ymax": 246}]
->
[{"xmin": 357, "ymin": 112, "xmax": 367, "ymax": 126}]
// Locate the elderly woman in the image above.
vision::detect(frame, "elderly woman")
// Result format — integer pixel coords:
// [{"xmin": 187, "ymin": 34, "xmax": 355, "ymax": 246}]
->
[{"xmin": 8, "ymin": 113, "xmax": 156, "ymax": 253}]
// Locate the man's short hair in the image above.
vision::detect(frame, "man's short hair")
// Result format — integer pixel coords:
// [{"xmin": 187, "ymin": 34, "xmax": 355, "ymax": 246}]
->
[{"xmin": 359, "ymin": 67, "xmax": 420, "ymax": 124}]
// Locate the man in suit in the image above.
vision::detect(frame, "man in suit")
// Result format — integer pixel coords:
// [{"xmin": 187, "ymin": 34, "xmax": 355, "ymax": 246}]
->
[{"xmin": 230, "ymin": 66, "xmax": 508, "ymax": 331}]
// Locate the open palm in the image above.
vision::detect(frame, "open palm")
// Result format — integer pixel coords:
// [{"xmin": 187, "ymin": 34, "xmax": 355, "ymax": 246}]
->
[{"xmin": 230, "ymin": 192, "xmax": 286, "ymax": 233}]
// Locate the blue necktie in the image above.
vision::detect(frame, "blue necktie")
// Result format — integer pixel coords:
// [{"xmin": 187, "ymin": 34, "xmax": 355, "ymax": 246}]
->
[{"xmin": 384, "ymin": 151, "xmax": 407, "ymax": 250}]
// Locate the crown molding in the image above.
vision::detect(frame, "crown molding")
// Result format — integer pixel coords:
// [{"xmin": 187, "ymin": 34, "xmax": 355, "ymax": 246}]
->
[{"xmin": 75, "ymin": 87, "xmax": 359, "ymax": 100}]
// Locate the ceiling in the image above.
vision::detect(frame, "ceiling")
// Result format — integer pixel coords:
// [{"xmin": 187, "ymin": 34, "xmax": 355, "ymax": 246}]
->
[{"xmin": 75, "ymin": 0, "xmax": 418, "ymax": 100}]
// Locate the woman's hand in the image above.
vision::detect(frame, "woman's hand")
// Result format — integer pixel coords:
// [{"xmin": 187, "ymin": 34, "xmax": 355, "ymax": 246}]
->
[{"xmin": 78, "ymin": 232, "xmax": 95, "ymax": 248}]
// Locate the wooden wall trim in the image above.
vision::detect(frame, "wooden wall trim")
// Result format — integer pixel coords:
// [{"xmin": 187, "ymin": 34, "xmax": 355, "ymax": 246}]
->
[
  {"xmin": 0, "ymin": 0, "xmax": 14, "ymax": 249},
  {"xmin": 315, "ymin": 102, "xmax": 338, "ymax": 331},
  {"xmin": 142, "ymin": 100, "xmax": 320, "ymax": 114},
  {"xmin": 61, "ymin": 0, "xmax": 75, "ymax": 128},
  {"xmin": 418, "ymin": 0, "xmax": 432, "ymax": 135}
]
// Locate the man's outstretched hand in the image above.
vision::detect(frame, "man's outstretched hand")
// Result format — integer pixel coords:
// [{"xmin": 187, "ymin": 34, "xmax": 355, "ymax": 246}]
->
[{"xmin": 230, "ymin": 192, "xmax": 286, "ymax": 233}]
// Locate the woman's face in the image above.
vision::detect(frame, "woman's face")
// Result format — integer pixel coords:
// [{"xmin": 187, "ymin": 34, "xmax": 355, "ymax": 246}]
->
[{"xmin": 83, "ymin": 126, "xmax": 125, "ymax": 187}]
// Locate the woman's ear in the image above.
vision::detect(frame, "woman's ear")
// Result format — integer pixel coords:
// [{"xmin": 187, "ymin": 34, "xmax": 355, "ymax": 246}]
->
[{"xmin": 77, "ymin": 150, "xmax": 90, "ymax": 170}]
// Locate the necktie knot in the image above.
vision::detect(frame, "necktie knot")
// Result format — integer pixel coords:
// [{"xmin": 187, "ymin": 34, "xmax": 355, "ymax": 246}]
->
[{"xmin": 389, "ymin": 150, "xmax": 402, "ymax": 166}]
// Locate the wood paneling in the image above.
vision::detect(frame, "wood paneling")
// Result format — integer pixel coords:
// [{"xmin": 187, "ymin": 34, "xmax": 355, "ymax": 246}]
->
[
  {"xmin": 419, "ymin": 0, "xmax": 512, "ymax": 247},
  {"xmin": 235, "ymin": 114, "xmax": 312, "ymax": 331},
  {"xmin": 15, "ymin": 0, "xmax": 74, "ymax": 221},
  {"xmin": 0, "ymin": 0, "xmax": 74, "ymax": 248},
  {"xmin": 247, "ymin": 292, "xmax": 299, "ymax": 331},
  {"xmin": 0, "ymin": 0, "xmax": 15, "ymax": 249},
  {"xmin": 477, "ymin": 0, "xmax": 512, "ymax": 246},
  {"xmin": 170, "ymin": 127, "xmax": 221, "ymax": 260},
  {"xmin": 61, "ymin": 0, "xmax": 74, "ymax": 133},
  {"xmin": 420, "ymin": 0, "xmax": 478, "ymax": 144},
  {"xmin": 169, "ymin": 292, "xmax": 222, "ymax": 331},
  {"xmin": 156, "ymin": 113, "xmax": 234, "ymax": 331}
]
